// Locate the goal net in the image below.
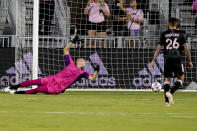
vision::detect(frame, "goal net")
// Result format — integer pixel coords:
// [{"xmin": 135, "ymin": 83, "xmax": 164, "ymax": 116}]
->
[{"xmin": 12, "ymin": 0, "xmax": 197, "ymax": 90}]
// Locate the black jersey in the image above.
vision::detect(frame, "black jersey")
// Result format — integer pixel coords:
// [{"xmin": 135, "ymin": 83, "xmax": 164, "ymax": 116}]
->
[{"xmin": 159, "ymin": 29, "xmax": 187, "ymax": 59}]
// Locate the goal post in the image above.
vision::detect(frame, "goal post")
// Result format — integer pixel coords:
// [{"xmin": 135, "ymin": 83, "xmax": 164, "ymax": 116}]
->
[{"xmin": 32, "ymin": 0, "xmax": 39, "ymax": 81}]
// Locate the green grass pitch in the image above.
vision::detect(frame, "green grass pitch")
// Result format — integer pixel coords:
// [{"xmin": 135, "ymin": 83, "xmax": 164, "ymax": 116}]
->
[{"xmin": 0, "ymin": 91, "xmax": 197, "ymax": 131}]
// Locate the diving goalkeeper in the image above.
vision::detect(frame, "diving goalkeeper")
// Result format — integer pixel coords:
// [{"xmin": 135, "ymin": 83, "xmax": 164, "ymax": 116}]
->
[{"xmin": 5, "ymin": 35, "xmax": 99, "ymax": 94}]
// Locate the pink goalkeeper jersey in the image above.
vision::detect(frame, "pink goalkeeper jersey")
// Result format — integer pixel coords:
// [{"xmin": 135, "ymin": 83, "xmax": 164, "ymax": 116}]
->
[
  {"xmin": 88, "ymin": 2, "xmax": 110, "ymax": 23},
  {"xmin": 41, "ymin": 54, "xmax": 90, "ymax": 94},
  {"xmin": 126, "ymin": 8, "xmax": 144, "ymax": 30},
  {"xmin": 192, "ymin": 0, "xmax": 197, "ymax": 18}
]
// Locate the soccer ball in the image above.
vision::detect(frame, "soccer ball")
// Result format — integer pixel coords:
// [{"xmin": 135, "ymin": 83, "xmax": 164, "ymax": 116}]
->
[{"xmin": 151, "ymin": 82, "xmax": 162, "ymax": 92}]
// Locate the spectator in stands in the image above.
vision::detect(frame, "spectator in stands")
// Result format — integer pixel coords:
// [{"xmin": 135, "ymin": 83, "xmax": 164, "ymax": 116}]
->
[
  {"xmin": 192, "ymin": 0, "xmax": 197, "ymax": 35},
  {"xmin": 84, "ymin": 0, "xmax": 110, "ymax": 48},
  {"xmin": 39, "ymin": 0, "xmax": 55, "ymax": 36},
  {"xmin": 120, "ymin": 0, "xmax": 144, "ymax": 47},
  {"xmin": 112, "ymin": 0, "xmax": 127, "ymax": 36}
]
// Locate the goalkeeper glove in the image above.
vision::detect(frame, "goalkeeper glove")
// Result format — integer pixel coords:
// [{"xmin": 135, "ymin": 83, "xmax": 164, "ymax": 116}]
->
[
  {"xmin": 70, "ymin": 35, "xmax": 81, "ymax": 44},
  {"xmin": 92, "ymin": 63, "xmax": 100, "ymax": 72}
]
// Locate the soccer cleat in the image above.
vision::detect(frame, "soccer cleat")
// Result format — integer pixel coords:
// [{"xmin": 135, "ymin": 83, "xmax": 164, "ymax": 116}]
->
[
  {"xmin": 9, "ymin": 90, "xmax": 16, "ymax": 94},
  {"xmin": 165, "ymin": 102, "xmax": 170, "ymax": 107},
  {"xmin": 4, "ymin": 86, "xmax": 11, "ymax": 93},
  {"xmin": 166, "ymin": 92, "xmax": 174, "ymax": 104}
]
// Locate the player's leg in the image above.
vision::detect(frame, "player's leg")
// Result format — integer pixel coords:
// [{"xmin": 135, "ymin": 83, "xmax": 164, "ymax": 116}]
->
[
  {"xmin": 9, "ymin": 78, "xmax": 42, "ymax": 90},
  {"xmin": 169, "ymin": 63, "xmax": 184, "ymax": 96},
  {"xmin": 165, "ymin": 62, "xmax": 184, "ymax": 104},
  {"xmin": 163, "ymin": 77, "xmax": 171, "ymax": 105},
  {"xmin": 15, "ymin": 86, "xmax": 48, "ymax": 94},
  {"xmin": 166, "ymin": 77, "xmax": 183, "ymax": 104},
  {"xmin": 164, "ymin": 75, "xmax": 174, "ymax": 104},
  {"xmin": 165, "ymin": 84, "xmax": 174, "ymax": 105},
  {"xmin": 170, "ymin": 75, "xmax": 184, "ymax": 95},
  {"xmin": 163, "ymin": 61, "xmax": 173, "ymax": 105}
]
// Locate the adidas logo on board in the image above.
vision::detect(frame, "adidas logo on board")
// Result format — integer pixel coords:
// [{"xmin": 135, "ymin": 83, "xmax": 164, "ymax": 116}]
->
[
  {"xmin": 132, "ymin": 54, "xmax": 164, "ymax": 87},
  {"xmin": 0, "ymin": 52, "xmax": 42, "ymax": 85}
]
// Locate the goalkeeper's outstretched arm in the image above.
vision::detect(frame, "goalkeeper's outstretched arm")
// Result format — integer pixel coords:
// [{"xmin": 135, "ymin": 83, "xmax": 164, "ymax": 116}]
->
[
  {"xmin": 88, "ymin": 71, "xmax": 98, "ymax": 81},
  {"xmin": 64, "ymin": 35, "xmax": 80, "ymax": 55},
  {"xmin": 64, "ymin": 42, "xmax": 72, "ymax": 55}
]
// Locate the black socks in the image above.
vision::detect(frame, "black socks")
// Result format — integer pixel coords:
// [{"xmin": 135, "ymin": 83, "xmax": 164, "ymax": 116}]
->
[
  {"xmin": 164, "ymin": 83, "xmax": 170, "ymax": 103},
  {"xmin": 15, "ymin": 91, "xmax": 26, "ymax": 94},
  {"xmin": 164, "ymin": 80, "xmax": 182, "ymax": 103},
  {"xmin": 170, "ymin": 80, "xmax": 182, "ymax": 95},
  {"xmin": 9, "ymin": 84, "xmax": 21, "ymax": 90}
]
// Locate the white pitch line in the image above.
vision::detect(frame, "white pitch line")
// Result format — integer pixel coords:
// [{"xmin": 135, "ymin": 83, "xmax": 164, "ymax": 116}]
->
[
  {"xmin": 44, "ymin": 112, "xmax": 74, "ymax": 114},
  {"xmin": 43, "ymin": 111, "xmax": 128, "ymax": 116},
  {"xmin": 24, "ymin": 98, "xmax": 39, "ymax": 100},
  {"xmin": 0, "ymin": 110, "xmax": 196, "ymax": 119},
  {"xmin": 136, "ymin": 99, "xmax": 151, "ymax": 101},
  {"xmin": 0, "ymin": 111, "xmax": 9, "ymax": 113},
  {"xmin": 168, "ymin": 116, "xmax": 195, "ymax": 118},
  {"xmin": 165, "ymin": 113, "xmax": 185, "ymax": 115}
]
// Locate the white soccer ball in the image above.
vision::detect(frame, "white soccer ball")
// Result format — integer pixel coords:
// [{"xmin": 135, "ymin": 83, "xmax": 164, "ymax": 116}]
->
[{"xmin": 151, "ymin": 82, "xmax": 162, "ymax": 92}]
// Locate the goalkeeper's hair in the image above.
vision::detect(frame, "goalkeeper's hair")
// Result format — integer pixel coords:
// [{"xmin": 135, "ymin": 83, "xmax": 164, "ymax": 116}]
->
[{"xmin": 168, "ymin": 17, "xmax": 181, "ymax": 29}]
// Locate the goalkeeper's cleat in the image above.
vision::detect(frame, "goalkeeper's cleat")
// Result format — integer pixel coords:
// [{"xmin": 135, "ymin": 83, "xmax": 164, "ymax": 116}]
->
[
  {"xmin": 166, "ymin": 92, "xmax": 174, "ymax": 104},
  {"xmin": 4, "ymin": 86, "xmax": 11, "ymax": 93},
  {"xmin": 9, "ymin": 90, "xmax": 16, "ymax": 94}
]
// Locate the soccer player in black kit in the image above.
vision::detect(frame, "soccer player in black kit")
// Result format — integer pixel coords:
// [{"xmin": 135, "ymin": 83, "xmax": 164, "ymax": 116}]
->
[{"xmin": 150, "ymin": 18, "xmax": 193, "ymax": 106}]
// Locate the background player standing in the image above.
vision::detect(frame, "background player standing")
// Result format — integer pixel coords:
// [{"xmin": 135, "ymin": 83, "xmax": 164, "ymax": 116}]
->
[
  {"xmin": 150, "ymin": 18, "xmax": 193, "ymax": 106},
  {"xmin": 5, "ymin": 35, "xmax": 100, "ymax": 94}
]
